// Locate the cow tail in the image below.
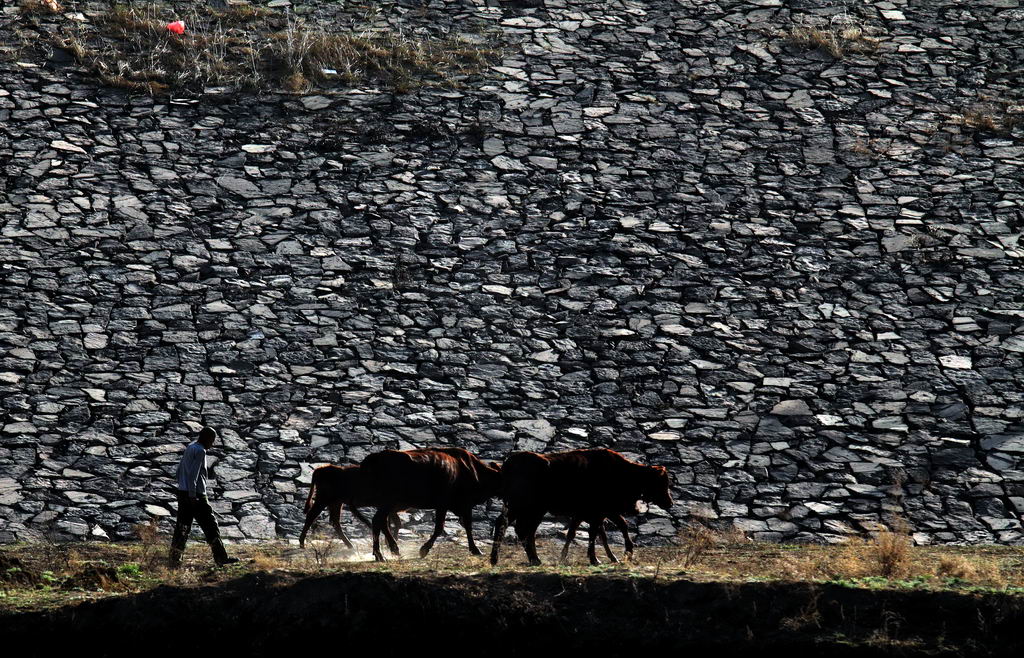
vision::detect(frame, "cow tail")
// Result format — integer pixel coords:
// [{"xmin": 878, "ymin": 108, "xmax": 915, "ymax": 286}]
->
[{"xmin": 304, "ymin": 469, "xmax": 318, "ymax": 514}]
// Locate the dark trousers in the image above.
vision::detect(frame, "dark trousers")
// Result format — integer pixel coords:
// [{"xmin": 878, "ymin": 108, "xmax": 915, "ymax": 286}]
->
[{"xmin": 169, "ymin": 491, "xmax": 227, "ymax": 565}]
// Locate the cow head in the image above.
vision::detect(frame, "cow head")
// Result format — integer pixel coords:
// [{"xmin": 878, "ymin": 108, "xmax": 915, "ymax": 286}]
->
[
  {"xmin": 642, "ymin": 465, "xmax": 673, "ymax": 511},
  {"xmin": 480, "ymin": 460, "xmax": 503, "ymax": 498}
]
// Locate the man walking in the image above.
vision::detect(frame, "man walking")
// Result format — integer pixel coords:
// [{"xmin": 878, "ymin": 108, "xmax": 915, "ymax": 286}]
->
[{"xmin": 168, "ymin": 426, "xmax": 238, "ymax": 567}]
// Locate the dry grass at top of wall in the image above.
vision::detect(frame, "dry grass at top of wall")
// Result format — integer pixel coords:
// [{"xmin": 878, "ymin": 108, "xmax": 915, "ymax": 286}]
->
[
  {"xmin": 19, "ymin": 0, "xmax": 63, "ymax": 15},
  {"xmin": 30, "ymin": 2, "xmax": 499, "ymax": 94},
  {"xmin": 781, "ymin": 15, "xmax": 881, "ymax": 59}
]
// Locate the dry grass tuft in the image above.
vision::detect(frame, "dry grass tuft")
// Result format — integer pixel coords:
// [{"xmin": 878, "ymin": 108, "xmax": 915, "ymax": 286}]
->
[
  {"xmin": 250, "ymin": 542, "xmax": 293, "ymax": 572},
  {"xmin": 805, "ymin": 540, "xmax": 873, "ymax": 581},
  {"xmin": 37, "ymin": 2, "xmax": 499, "ymax": 95},
  {"xmin": 20, "ymin": 0, "xmax": 62, "ymax": 15},
  {"xmin": 777, "ymin": 524, "xmax": 912, "ymax": 582},
  {"xmin": 871, "ymin": 529, "xmax": 912, "ymax": 579},
  {"xmin": 783, "ymin": 16, "xmax": 880, "ymax": 59},
  {"xmin": 957, "ymin": 103, "xmax": 1022, "ymax": 135},
  {"xmin": 936, "ymin": 555, "xmax": 1005, "ymax": 586}
]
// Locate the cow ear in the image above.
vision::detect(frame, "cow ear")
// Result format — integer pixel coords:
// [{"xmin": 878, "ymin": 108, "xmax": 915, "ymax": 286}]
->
[{"xmin": 654, "ymin": 465, "xmax": 667, "ymax": 475}]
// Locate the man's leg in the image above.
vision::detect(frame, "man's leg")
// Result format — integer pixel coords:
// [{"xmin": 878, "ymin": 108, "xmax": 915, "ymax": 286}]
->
[
  {"xmin": 194, "ymin": 496, "xmax": 237, "ymax": 566},
  {"xmin": 169, "ymin": 492, "xmax": 195, "ymax": 568}
]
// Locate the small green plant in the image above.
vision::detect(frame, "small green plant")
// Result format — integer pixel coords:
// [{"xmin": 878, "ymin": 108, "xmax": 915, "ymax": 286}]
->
[
  {"xmin": 116, "ymin": 563, "xmax": 142, "ymax": 579},
  {"xmin": 39, "ymin": 571, "xmax": 59, "ymax": 585}
]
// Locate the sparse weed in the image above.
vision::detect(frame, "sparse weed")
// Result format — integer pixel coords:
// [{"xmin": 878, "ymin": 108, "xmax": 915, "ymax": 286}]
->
[
  {"xmin": 38, "ymin": 523, "xmax": 75, "ymax": 573},
  {"xmin": 306, "ymin": 534, "xmax": 337, "ymax": 571},
  {"xmin": 780, "ymin": 588, "xmax": 823, "ymax": 631},
  {"xmin": 135, "ymin": 518, "xmax": 165, "ymax": 570},
  {"xmin": 671, "ymin": 522, "xmax": 717, "ymax": 569}
]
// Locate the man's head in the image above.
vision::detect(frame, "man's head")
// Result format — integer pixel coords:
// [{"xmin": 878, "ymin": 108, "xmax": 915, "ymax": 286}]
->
[{"xmin": 198, "ymin": 426, "xmax": 218, "ymax": 448}]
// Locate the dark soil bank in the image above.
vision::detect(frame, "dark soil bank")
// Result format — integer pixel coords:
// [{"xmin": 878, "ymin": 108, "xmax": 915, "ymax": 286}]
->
[{"xmin": 3, "ymin": 573, "xmax": 1023, "ymax": 657}]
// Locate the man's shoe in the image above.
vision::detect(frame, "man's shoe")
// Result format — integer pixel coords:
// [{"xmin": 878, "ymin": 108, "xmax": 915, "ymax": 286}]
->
[
  {"xmin": 168, "ymin": 545, "xmax": 185, "ymax": 569},
  {"xmin": 209, "ymin": 537, "xmax": 239, "ymax": 566}
]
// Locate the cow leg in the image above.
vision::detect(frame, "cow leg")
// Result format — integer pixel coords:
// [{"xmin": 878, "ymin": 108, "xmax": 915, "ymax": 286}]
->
[
  {"xmin": 371, "ymin": 509, "xmax": 390, "ymax": 562},
  {"xmin": 328, "ymin": 503, "xmax": 354, "ymax": 549},
  {"xmin": 389, "ymin": 511, "xmax": 401, "ymax": 540},
  {"xmin": 489, "ymin": 505, "xmax": 509, "ymax": 566},
  {"xmin": 515, "ymin": 513, "xmax": 544, "ymax": 567},
  {"xmin": 611, "ymin": 515, "xmax": 634, "ymax": 560},
  {"xmin": 299, "ymin": 500, "xmax": 328, "ymax": 549},
  {"xmin": 560, "ymin": 517, "xmax": 582, "ymax": 564},
  {"xmin": 382, "ymin": 512, "xmax": 400, "ymax": 556},
  {"xmin": 457, "ymin": 509, "xmax": 481, "ymax": 556},
  {"xmin": 597, "ymin": 521, "xmax": 618, "ymax": 564},
  {"xmin": 419, "ymin": 508, "xmax": 447, "ymax": 558},
  {"xmin": 586, "ymin": 518, "xmax": 603, "ymax": 566},
  {"xmin": 351, "ymin": 507, "xmax": 373, "ymax": 529}
]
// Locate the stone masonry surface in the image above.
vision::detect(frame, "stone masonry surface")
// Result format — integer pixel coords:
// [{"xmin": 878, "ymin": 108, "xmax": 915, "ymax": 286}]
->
[{"xmin": 0, "ymin": 0, "xmax": 1022, "ymax": 545}]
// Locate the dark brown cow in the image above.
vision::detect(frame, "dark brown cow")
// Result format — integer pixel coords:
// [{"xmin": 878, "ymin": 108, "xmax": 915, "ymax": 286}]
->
[
  {"xmin": 298, "ymin": 465, "xmax": 399, "ymax": 549},
  {"xmin": 490, "ymin": 449, "xmax": 672, "ymax": 566},
  {"xmin": 359, "ymin": 447, "xmax": 502, "ymax": 562}
]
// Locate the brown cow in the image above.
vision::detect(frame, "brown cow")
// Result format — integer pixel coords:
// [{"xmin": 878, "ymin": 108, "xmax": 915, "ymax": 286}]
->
[
  {"xmin": 298, "ymin": 464, "xmax": 399, "ymax": 549},
  {"xmin": 359, "ymin": 447, "xmax": 502, "ymax": 562},
  {"xmin": 490, "ymin": 449, "xmax": 673, "ymax": 566}
]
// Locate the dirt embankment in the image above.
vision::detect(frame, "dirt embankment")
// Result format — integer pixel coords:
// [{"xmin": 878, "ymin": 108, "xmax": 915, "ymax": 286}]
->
[{"xmin": 2, "ymin": 572, "xmax": 1023, "ymax": 656}]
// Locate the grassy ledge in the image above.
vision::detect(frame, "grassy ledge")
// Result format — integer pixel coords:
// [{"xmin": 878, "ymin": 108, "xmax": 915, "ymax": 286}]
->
[
  {"xmin": 4, "ymin": 522, "xmax": 1024, "ymax": 613},
  {"xmin": 27, "ymin": 2, "xmax": 498, "ymax": 94}
]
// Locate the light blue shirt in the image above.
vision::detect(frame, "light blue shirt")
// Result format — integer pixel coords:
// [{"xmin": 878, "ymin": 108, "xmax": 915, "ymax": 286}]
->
[{"xmin": 175, "ymin": 441, "xmax": 208, "ymax": 498}]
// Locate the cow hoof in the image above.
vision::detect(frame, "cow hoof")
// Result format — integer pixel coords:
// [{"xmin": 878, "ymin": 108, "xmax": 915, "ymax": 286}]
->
[
  {"xmin": 609, "ymin": 556, "xmax": 619, "ymax": 564},
  {"xmin": 374, "ymin": 554, "xmax": 387, "ymax": 562},
  {"xmin": 469, "ymin": 546, "xmax": 482, "ymax": 556},
  {"xmin": 528, "ymin": 558, "xmax": 542, "ymax": 567},
  {"xmin": 419, "ymin": 546, "xmax": 431, "ymax": 558}
]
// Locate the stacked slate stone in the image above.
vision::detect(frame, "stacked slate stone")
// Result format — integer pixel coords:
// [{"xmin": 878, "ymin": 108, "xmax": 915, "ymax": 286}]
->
[{"xmin": 0, "ymin": 0, "xmax": 1022, "ymax": 546}]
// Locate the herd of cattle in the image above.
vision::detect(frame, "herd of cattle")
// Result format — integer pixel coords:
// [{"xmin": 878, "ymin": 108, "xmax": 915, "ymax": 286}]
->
[{"xmin": 299, "ymin": 448, "xmax": 674, "ymax": 565}]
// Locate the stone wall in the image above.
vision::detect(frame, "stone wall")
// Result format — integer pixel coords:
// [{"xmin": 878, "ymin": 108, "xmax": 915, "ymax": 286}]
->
[{"xmin": 1, "ymin": 0, "xmax": 1022, "ymax": 545}]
